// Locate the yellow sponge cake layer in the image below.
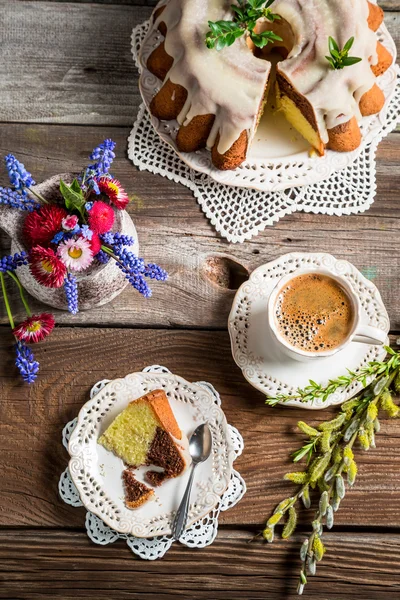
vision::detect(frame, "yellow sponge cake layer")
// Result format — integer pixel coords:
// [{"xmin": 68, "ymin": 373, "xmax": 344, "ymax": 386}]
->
[
  {"xmin": 276, "ymin": 84, "xmax": 325, "ymax": 156},
  {"xmin": 99, "ymin": 399, "xmax": 160, "ymax": 466}
]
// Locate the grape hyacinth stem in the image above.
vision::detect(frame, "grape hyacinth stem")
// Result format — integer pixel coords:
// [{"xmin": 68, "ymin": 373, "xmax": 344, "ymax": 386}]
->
[
  {"xmin": 6, "ymin": 271, "xmax": 32, "ymax": 316},
  {"xmin": 0, "ymin": 272, "xmax": 15, "ymax": 329}
]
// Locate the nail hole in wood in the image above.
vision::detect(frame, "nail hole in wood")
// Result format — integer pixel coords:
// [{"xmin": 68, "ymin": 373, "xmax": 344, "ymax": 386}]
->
[{"xmin": 203, "ymin": 256, "xmax": 249, "ymax": 290}]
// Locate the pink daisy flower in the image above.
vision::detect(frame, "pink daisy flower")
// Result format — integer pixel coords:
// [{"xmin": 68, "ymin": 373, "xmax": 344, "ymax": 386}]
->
[
  {"xmin": 57, "ymin": 237, "xmax": 93, "ymax": 272},
  {"xmin": 29, "ymin": 246, "xmax": 67, "ymax": 288},
  {"xmin": 62, "ymin": 214, "xmax": 79, "ymax": 231},
  {"xmin": 13, "ymin": 313, "xmax": 55, "ymax": 344},
  {"xmin": 98, "ymin": 177, "xmax": 130, "ymax": 210}
]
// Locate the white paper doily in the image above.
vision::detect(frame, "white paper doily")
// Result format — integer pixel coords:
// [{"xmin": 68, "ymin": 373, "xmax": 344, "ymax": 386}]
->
[
  {"xmin": 129, "ymin": 18, "xmax": 400, "ymax": 244},
  {"xmin": 59, "ymin": 366, "xmax": 246, "ymax": 560}
]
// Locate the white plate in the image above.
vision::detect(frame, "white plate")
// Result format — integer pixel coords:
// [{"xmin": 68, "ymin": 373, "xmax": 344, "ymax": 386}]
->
[
  {"xmin": 228, "ymin": 253, "xmax": 390, "ymax": 409},
  {"xmin": 68, "ymin": 370, "xmax": 235, "ymax": 537},
  {"xmin": 138, "ymin": 11, "xmax": 398, "ymax": 192}
]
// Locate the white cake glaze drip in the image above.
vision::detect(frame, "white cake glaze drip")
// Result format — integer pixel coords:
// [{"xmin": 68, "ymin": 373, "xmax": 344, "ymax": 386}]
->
[
  {"xmin": 155, "ymin": 0, "xmax": 271, "ymax": 154},
  {"xmin": 152, "ymin": 0, "xmax": 380, "ymax": 151}
]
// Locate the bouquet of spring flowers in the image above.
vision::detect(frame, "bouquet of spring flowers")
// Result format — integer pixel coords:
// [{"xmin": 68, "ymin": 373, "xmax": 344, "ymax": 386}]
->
[{"xmin": 0, "ymin": 140, "xmax": 167, "ymax": 384}]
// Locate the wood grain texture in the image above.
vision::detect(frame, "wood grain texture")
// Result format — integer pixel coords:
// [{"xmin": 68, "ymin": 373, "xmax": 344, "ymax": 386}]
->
[
  {"xmin": 0, "ymin": 2, "xmax": 398, "ymax": 125},
  {"xmin": 0, "ymin": 327, "xmax": 399, "ymax": 529},
  {"xmin": 19, "ymin": 0, "xmax": 400, "ymax": 9},
  {"xmin": 1, "ymin": 529, "xmax": 400, "ymax": 600},
  {"xmin": 1, "ymin": 124, "xmax": 400, "ymax": 330}
]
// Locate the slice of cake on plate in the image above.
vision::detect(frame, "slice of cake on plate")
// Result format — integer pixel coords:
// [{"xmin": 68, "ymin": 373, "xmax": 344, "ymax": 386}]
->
[{"xmin": 98, "ymin": 389, "xmax": 189, "ymax": 508}]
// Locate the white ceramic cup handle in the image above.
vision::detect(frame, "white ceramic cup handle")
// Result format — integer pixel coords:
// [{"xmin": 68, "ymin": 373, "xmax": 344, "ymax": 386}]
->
[{"xmin": 353, "ymin": 325, "xmax": 387, "ymax": 345}]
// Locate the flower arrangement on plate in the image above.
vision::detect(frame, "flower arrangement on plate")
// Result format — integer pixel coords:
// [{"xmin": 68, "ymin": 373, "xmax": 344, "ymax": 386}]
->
[{"xmin": 0, "ymin": 140, "xmax": 168, "ymax": 384}]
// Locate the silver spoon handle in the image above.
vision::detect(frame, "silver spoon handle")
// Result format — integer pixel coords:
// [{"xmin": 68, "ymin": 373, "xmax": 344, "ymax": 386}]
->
[{"xmin": 172, "ymin": 464, "xmax": 197, "ymax": 541}]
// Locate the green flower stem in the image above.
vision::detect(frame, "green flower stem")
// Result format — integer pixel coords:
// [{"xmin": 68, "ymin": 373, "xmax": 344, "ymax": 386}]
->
[
  {"xmin": 0, "ymin": 272, "xmax": 15, "ymax": 330},
  {"xmin": 27, "ymin": 187, "xmax": 48, "ymax": 205},
  {"xmin": 6, "ymin": 271, "xmax": 32, "ymax": 317},
  {"xmin": 100, "ymin": 244, "xmax": 124, "ymax": 267}
]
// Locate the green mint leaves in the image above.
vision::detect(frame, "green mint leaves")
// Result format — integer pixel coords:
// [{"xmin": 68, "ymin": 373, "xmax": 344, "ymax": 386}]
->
[
  {"xmin": 205, "ymin": 0, "xmax": 282, "ymax": 51},
  {"xmin": 325, "ymin": 36, "xmax": 362, "ymax": 70}
]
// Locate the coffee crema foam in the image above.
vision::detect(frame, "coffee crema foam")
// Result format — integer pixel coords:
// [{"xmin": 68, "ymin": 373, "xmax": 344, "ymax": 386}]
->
[{"xmin": 275, "ymin": 273, "xmax": 354, "ymax": 353}]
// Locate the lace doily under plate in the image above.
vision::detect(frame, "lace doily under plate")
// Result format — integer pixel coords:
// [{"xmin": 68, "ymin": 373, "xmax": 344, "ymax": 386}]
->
[
  {"xmin": 59, "ymin": 366, "xmax": 246, "ymax": 560},
  {"xmin": 129, "ymin": 18, "xmax": 400, "ymax": 244}
]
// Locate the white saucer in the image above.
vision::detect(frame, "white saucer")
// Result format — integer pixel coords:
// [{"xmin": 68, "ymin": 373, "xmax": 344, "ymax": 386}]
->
[
  {"xmin": 68, "ymin": 368, "xmax": 238, "ymax": 537},
  {"xmin": 228, "ymin": 253, "xmax": 390, "ymax": 409}
]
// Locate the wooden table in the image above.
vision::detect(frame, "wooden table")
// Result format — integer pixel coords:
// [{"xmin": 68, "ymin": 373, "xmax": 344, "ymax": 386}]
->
[{"xmin": 1, "ymin": 1, "xmax": 399, "ymax": 598}]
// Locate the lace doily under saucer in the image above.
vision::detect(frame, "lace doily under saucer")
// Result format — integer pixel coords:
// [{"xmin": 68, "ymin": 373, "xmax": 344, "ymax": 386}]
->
[
  {"xmin": 59, "ymin": 366, "xmax": 246, "ymax": 560},
  {"xmin": 228, "ymin": 253, "xmax": 390, "ymax": 409},
  {"xmin": 129, "ymin": 18, "xmax": 400, "ymax": 244}
]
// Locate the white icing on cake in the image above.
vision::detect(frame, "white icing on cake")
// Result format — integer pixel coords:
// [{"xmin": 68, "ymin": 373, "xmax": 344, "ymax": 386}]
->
[{"xmin": 148, "ymin": 0, "xmax": 381, "ymax": 151}]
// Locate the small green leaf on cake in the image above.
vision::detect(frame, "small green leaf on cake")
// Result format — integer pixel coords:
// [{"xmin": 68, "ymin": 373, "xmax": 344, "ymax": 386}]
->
[
  {"xmin": 325, "ymin": 36, "xmax": 362, "ymax": 70},
  {"xmin": 250, "ymin": 29, "xmax": 283, "ymax": 49},
  {"xmin": 205, "ymin": 20, "xmax": 244, "ymax": 50},
  {"xmin": 206, "ymin": 0, "xmax": 281, "ymax": 51}
]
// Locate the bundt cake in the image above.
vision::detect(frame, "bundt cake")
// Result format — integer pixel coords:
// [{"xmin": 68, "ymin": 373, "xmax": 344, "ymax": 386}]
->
[
  {"xmin": 142, "ymin": 0, "xmax": 392, "ymax": 170},
  {"xmin": 98, "ymin": 389, "xmax": 189, "ymax": 509}
]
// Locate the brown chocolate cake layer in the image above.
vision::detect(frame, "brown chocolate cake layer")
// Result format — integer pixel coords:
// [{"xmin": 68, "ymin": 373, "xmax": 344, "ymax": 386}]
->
[
  {"xmin": 123, "ymin": 469, "xmax": 154, "ymax": 509},
  {"xmin": 146, "ymin": 426, "xmax": 185, "ymax": 480}
]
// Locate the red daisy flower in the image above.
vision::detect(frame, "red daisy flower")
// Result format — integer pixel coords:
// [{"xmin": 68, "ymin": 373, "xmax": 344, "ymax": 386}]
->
[
  {"xmin": 98, "ymin": 177, "xmax": 130, "ymax": 210},
  {"xmin": 29, "ymin": 246, "xmax": 67, "ymax": 288},
  {"xmin": 23, "ymin": 205, "xmax": 68, "ymax": 248},
  {"xmin": 89, "ymin": 233, "xmax": 102, "ymax": 256},
  {"xmin": 13, "ymin": 313, "xmax": 55, "ymax": 344},
  {"xmin": 88, "ymin": 201, "xmax": 115, "ymax": 234}
]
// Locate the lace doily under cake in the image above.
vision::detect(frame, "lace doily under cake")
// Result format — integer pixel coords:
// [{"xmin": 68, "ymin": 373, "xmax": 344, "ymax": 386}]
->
[
  {"xmin": 128, "ymin": 19, "xmax": 400, "ymax": 244},
  {"xmin": 59, "ymin": 367, "xmax": 246, "ymax": 560}
]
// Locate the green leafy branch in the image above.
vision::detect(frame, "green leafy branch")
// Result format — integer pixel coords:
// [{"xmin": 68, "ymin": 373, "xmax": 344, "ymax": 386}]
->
[
  {"xmin": 256, "ymin": 348, "xmax": 400, "ymax": 595},
  {"xmin": 266, "ymin": 346, "xmax": 400, "ymax": 406},
  {"xmin": 205, "ymin": 0, "xmax": 282, "ymax": 51},
  {"xmin": 325, "ymin": 36, "xmax": 362, "ymax": 70}
]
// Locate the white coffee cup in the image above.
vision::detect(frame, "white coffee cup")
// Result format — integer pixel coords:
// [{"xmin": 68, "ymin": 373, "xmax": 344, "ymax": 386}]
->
[{"xmin": 267, "ymin": 268, "xmax": 387, "ymax": 362}]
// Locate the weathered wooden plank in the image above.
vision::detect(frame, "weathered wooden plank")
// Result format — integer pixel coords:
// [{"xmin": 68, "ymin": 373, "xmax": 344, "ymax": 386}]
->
[
  {"xmin": 20, "ymin": 0, "xmax": 400, "ymax": 10},
  {"xmin": 1, "ymin": 124, "xmax": 400, "ymax": 330},
  {"xmin": 0, "ymin": 2, "xmax": 399, "ymax": 125},
  {"xmin": 0, "ymin": 529, "xmax": 400, "ymax": 599},
  {"xmin": 0, "ymin": 327, "xmax": 399, "ymax": 528},
  {"xmin": 24, "ymin": 0, "xmax": 400, "ymax": 9}
]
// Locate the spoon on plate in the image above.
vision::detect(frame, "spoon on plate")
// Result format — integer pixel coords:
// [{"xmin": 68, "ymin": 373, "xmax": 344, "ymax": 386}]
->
[{"xmin": 171, "ymin": 422, "xmax": 212, "ymax": 541}]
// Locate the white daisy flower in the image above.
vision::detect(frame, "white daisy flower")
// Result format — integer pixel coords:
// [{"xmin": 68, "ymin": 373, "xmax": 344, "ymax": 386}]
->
[{"xmin": 57, "ymin": 237, "xmax": 93, "ymax": 272}]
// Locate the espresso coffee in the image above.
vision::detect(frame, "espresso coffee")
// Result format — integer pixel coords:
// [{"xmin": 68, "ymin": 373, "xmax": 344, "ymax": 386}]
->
[{"xmin": 275, "ymin": 273, "xmax": 354, "ymax": 353}]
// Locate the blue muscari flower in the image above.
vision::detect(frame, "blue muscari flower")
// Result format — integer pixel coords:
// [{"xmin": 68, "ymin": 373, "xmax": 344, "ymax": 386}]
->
[
  {"xmin": 96, "ymin": 250, "xmax": 110, "ymax": 264},
  {"xmin": 85, "ymin": 201, "xmax": 94, "ymax": 211},
  {"xmin": 89, "ymin": 139, "xmax": 116, "ymax": 176},
  {"xmin": 86, "ymin": 175, "xmax": 100, "ymax": 195},
  {"xmin": 80, "ymin": 225, "xmax": 93, "ymax": 240},
  {"xmin": 143, "ymin": 263, "xmax": 168, "ymax": 281},
  {"xmin": 64, "ymin": 273, "xmax": 78, "ymax": 314},
  {"xmin": 5, "ymin": 154, "xmax": 35, "ymax": 190},
  {"xmin": 101, "ymin": 232, "xmax": 134, "ymax": 248},
  {"xmin": 124, "ymin": 272, "xmax": 152, "ymax": 297},
  {"xmin": 14, "ymin": 341, "xmax": 39, "ymax": 384},
  {"xmin": 51, "ymin": 231, "xmax": 66, "ymax": 245},
  {"xmin": 115, "ymin": 248, "xmax": 145, "ymax": 273},
  {"xmin": 0, "ymin": 252, "xmax": 28, "ymax": 273},
  {"xmin": 82, "ymin": 139, "xmax": 116, "ymax": 194},
  {"xmin": 111, "ymin": 245, "xmax": 167, "ymax": 298},
  {"xmin": 0, "ymin": 186, "xmax": 40, "ymax": 212}
]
